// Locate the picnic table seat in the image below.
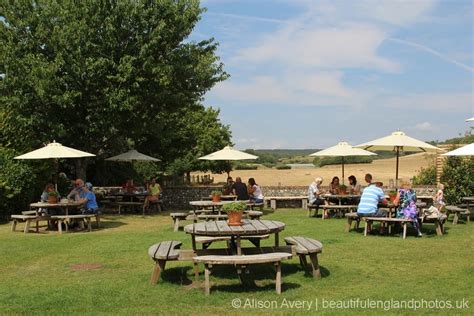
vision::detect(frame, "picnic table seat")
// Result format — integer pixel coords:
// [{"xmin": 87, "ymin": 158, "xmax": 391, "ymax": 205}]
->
[
  {"xmin": 170, "ymin": 213, "xmax": 193, "ymax": 232},
  {"xmin": 364, "ymin": 217, "xmax": 414, "ymax": 239},
  {"xmin": 420, "ymin": 213, "xmax": 447, "ymax": 236},
  {"xmin": 148, "ymin": 241, "xmax": 295, "ymax": 285},
  {"xmin": 321, "ymin": 205, "xmax": 357, "ymax": 219},
  {"xmin": 115, "ymin": 201, "xmax": 143, "ymax": 215},
  {"xmin": 445, "ymin": 205, "xmax": 471, "ymax": 225},
  {"xmin": 284, "ymin": 236, "xmax": 323, "ymax": 279},
  {"xmin": 345, "ymin": 212, "xmax": 361, "ymax": 232},
  {"xmin": 307, "ymin": 204, "xmax": 322, "ymax": 217},
  {"xmin": 193, "ymin": 252, "xmax": 292, "ymax": 295},
  {"xmin": 195, "ymin": 234, "xmax": 270, "ymax": 249},
  {"xmin": 11, "ymin": 214, "xmax": 51, "ymax": 234},
  {"xmin": 247, "ymin": 202, "xmax": 264, "ymax": 211},
  {"xmin": 50, "ymin": 214, "xmax": 96, "ymax": 234}
]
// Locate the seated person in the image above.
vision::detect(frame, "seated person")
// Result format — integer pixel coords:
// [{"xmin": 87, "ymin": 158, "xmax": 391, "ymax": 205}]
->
[
  {"xmin": 357, "ymin": 181, "xmax": 388, "ymax": 217},
  {"xmin": 67, "ymin": 178, "xmax": 85, "ymax": 201},
  {"xmin": 40, "ymin": 183, "xmax": 62, "ymax": 216},
  {"xmin": 122, "ymin": 179, "xmax": 137, "ymax": 202},
  {"xmin": 247, "ymin": 178, "xmax": 264, "ymax": 204},
  {"xmin": 232, "ymin": 177, "xmax": 249, "ymax": 200},
  {"xmin": 222, "ymin": 177, "xmax": 234, "ymax": 195},
  {"xmin": 328, "ymin": 176, "xmax": 340, "ymax": 194},
  {"xmin": 79, "ymin": 182, "xmax": 99, "ymax": 214},
  {"xmin": 394, "ymin": 182, "xmax": 422, "ymax": 237},
  {"xmin": 144, "ymin": 176, "xmax": 162, "ymax": 211},
  {"xmin": 308, "ymin": 177, "xmax": 328, "ymax": 214},
  {"xmin": 348, "ymin": 175, "xmax": 362, "ymax": 194}
]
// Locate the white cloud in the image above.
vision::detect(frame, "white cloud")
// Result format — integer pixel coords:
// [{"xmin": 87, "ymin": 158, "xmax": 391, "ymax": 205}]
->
[
  {"xmin": 382, "ymin": 93, "xmax": 473, "ymax": 112},
  {"xmin": 414, "ymin": 122, "xmax": 435, "ymax": 132},
  {"xmin": 233, "ymin": 24, "xmax": 401, "ymax": 73}
]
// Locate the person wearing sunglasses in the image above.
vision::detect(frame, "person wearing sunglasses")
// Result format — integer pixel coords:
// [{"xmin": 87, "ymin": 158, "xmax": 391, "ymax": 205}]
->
[{"xmin": 67, "ymin": 178, "xmax": 85, "ymax": 201}]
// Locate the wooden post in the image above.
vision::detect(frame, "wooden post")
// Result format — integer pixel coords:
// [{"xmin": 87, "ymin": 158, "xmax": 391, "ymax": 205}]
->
[
  {"xmin": 309, "ymin": 254, "xmax": 322, "ymax": 279},
  {"xmin": 275, "ymin": 262, "xmax": 281, "ymax": 295},
  {"xmin": 204, "ymin": 265, "xmax": 210, "ymax": 295}
]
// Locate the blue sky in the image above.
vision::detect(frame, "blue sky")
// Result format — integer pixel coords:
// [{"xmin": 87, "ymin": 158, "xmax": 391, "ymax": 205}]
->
[{"xmin": 191, "ymin": 0, "xmax": 473, "ymax": 149}]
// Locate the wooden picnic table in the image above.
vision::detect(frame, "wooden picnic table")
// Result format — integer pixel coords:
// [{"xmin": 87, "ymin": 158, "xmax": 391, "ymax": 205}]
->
[
  {"xmin": 184, "ymin": 219, "xmax": 285, "ymax": 255},
  {"xmin": 322, "ymin": 194, "xmax": 361, "ymax": 205},
  {"xmin": 202, "ymin": 195, "xmax": 237, "ymax": 201},
  {"xmin": 265, "ymin": 196, "xmax": 308, "ymax": 210},
  {"xmin": 30, "ymin": 201, "xmax": 83, "ymax": 216}
]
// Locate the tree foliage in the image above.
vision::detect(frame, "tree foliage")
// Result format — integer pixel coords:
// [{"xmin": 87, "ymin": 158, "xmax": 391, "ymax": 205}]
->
[
  {"xmin": 0, "ymin": 0, "xmax": 229, "ymax": 179},
  {"xmin": 441, "ymin": 157, "xmax": 474, "ymax": 204},
  {"xmin": 412, "ymin": 165, "xmax": 437, "ymax": 185}
]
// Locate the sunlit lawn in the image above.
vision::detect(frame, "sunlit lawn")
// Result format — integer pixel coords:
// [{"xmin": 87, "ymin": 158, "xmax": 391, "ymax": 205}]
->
[{"xmin": 0, "ymin": 209, "xmax": 472, "ymax": 315}]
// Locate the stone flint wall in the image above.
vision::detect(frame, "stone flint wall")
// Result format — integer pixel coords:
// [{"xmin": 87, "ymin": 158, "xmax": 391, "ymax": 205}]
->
[{"xmin": 95, "ymin": 185, "xmax": 437, "ymax": 210}]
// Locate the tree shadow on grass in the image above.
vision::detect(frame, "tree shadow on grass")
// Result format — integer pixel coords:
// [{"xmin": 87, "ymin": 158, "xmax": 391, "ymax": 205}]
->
[
  {"xmin": 96, "ymin": 217, "xmax": 127, "ymax": 230},
  {"xmin": 209, "ymin": 262, "xmax": 301, "ymax": 281},
  {"xmin": 208, "ymin": 281, "xmax": 301, "ymax": 294}
]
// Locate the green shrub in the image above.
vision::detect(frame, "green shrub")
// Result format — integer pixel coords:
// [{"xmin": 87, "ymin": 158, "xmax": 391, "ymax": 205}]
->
[
  {"xmin": 275, "ymin": 164, "xmax": 291, "ymax": 170},
  {"xmin": 0, "ymin": 148, "xmax": 41, "ymax": 220},
  {"xmin": 441, "ymin": 157, "xmax": 474, "ymax": 204},
  {"xmin": 263, "ymin": 163, "xmax": 276, "ymax": 168},
  {"xmin": 234, "ymin": 164, "xmax": 258, "ymax": 170},
  {"xmin": 412, "ymin": 165, "xmax": 436, "ymax": 185},
  {"xmin": 221, "ymin": 201, "xmax": 247, "ymax": 213}
]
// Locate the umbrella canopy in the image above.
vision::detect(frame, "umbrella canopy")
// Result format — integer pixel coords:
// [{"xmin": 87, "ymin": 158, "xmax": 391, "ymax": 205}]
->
[
  {"xmin": 467, "ymin": 118, "xmax": 474, "ymax": 122},
  {"xmin": 442, "ymin": 143, "xmax": 474, "ymax": 156},
  {"xmin": 309, "ymin": 142, "xmax": 376, "ymax": 184},
  {"xmin": 14, "ymin": 141, "xmax": 95, "ymax": 159},
  {"xmin": 198, "ymin": 146, "xmax": 258, "ymax": 161},
  {"xmin": 356, "ymin": 131, "xmax": 441, "ymax": 184},
  {"xmin": 106, "ymin": 149, "xmax": 160, "ymax": 162}
]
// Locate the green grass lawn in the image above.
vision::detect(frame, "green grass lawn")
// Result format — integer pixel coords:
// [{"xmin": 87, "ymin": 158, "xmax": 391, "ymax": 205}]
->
[{"xmin": 0, "ymin": 209, "xmax": 472, "ymax": 315}]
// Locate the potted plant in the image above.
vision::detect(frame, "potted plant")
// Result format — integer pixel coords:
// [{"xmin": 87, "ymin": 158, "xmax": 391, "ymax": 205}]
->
[
  {"xmin": 388, "ymin": 190, "xmax": 398, "ymax": 203},
  {"xmin": 211, "ymin": 190, "xmax": 222, "ymax": 202},
  {"xmin": 222, "ymin": 201, "xmax": 247, "ymax": 226},
  {"xmin": 338, "ymin": 184, "xmax": 348, "ymax": 195},
  {"xmin": 47, "ymin": 191, "xmax": 59, "ymax": 203}
]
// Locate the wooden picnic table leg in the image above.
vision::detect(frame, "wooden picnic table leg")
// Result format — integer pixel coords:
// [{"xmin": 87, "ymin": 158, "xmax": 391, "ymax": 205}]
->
[
  {"xmin": 309, "ymin": 253, "xmax": 322, "ymax": 279},
  {"xmin": 275, "ymin": 262, "xmax": 281, "ymax": 295},
  {"xmin": 453, "ymin": 212, "xmax": 459, "ymax": 225},
  {"xmin": 150, "ymin": 260, "xmax": 166, "ymax": 285},
  {"xmin": 402, "ymin": 222, "xmax": 407, "ymax": 239},
  {"xmin": 435, "ymin": 221, "xmax": 443, "ymax": 236},
  {"xmin": 24, "ymin": 219, "xmax": 31, "ymax": 234},
  {"xmin": 236, "ymin": 236, "xmax": 242, "ymax": 255},
  {"xmin": 173, "ymin": 218, "xmax": 180, "ymax": 232},
  {"xmin": 191, "ymin": 235, "xmax": 197, "ymax": 251},
  {"xmin": 204, "ymin": 264, "xmax": 211, "ymax": 295},
  {"xmin": 57, "ymin": 219, "xmax": 62, "ymax": 234},
  {"xmin": 11, "ymin": 219, "xmax": 17, "ymax": 232},
  {"xmin": 274, "ymin": 232, "xmax": 279, "ymax": 247}
]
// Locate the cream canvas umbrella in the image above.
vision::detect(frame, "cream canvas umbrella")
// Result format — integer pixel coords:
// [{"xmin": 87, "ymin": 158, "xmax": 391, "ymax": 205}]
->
[
  {"xmin": 14, "ymin": 141, "xmax": 95, "ymax": 159},
  {"xmin": 466, "ymin": 118, "xmax": 474, "ymax": 122},
  {"xmin": 199, "ymin": 146, "xmax": 258, "ymax": 161},
  {"xmin": 14, "ymin": 141, "xmax": 95, "ymax": 188},
  {"xmin": 309, "ymin": 142, "xmax": 376, "ymax": 184},
  {"xmin": 442, "ymin": 143, "xmax": 474, "ymax": 156},
  {"xmin": 199, "ymin": 146, "xmax": 258, "ymax": 176},
  {"xmin": 106, "ymin": 149, "xmax": 160, "ymax": 162},
  {"xmin": 356, "ymin": 131, "xmax": 441, "ymax": 184}
]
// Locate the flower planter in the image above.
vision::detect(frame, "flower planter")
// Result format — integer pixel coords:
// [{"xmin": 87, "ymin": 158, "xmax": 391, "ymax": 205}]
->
[
  {"xmin": 227, "ymin": 211, "xmax": 243, "ymax": 226},
  {"xmin": 212, "ymin": 195, "xmax": 221, "ymax": 202},
  {"xmin": 47, "ymin": 196, "xmax": 58, "ymax": 204}
]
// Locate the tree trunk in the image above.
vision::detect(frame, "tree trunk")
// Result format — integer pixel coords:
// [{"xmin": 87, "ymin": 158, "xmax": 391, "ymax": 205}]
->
[
  {"xmin": 74, "ymin": 158, "xmax": 88, "ymax": 180},
  {"xmin": 186, "ymin": 171, "xmax": 191, "ymax": 184}
]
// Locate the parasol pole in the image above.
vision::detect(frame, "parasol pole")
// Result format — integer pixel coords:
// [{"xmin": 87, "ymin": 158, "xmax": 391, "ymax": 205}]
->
[
  {"xmin": 341, "ymin": 156, "xmax": 345, "ymax": 184},
  {"xmin": 395, "ymin": 146, "xmax": 400, "ymax": 187}
]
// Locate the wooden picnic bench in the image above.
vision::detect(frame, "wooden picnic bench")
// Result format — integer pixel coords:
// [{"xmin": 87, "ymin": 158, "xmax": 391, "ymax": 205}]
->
[
  {"xmin": 284, "ymin": 236, "xmax": 323, "ymax": 279},
  {"xmin": 148, "ymin": 241, "xmax": 295, "ymax": 288},
  {"xmin": 50, "ymin": 214, "xmax": 96, "ymax": 234},
  {"xmin": 420, "ymin": 213, "xmax": 447, "ymax": 236},
  {"xmin": 445, "ymin": 205, "xmax": 471, "ymax": 225},
  {"xmin": 195, "ymin": 234, "xmax": 270, "ymax": 249},
  {"xmin": 11, "ymin": 214, "xmax": 51, "ymax": 234},
  {"xmin": 345, "ymin": 212, "xmax": 361, "ymax": 232},
  {"xmin": 364, "ymin": 217, "xmax": 413, "ymax": 239},
  {"xmin": 194, "ymin": 252, "xmax": 292, "ymax": 295},
  {"xmin": 170, "ymin": 213, "xmax": 195, "ymax": 232},
  {"xmin": 321, "ymin": 205, "xmax": 357, "ymax": 219},
  {"xmin": 265, "ymin": 196, "xmax": 308, "ymax": 210}
]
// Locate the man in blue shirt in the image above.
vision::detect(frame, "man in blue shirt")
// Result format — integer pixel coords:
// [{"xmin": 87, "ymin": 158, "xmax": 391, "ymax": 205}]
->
[
  {"xmin": 79, "ymin": 182, "xmax": 99, "ymax": 214},
  {"xmin": 357, "ymin": 181, "xmax": 387, "ymax": 217}
]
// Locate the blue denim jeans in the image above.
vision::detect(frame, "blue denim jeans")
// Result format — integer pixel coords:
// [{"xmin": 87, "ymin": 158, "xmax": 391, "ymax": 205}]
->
[{"xmin": 357, "ymin": 209, "xmax": 387, "ymax": 217}]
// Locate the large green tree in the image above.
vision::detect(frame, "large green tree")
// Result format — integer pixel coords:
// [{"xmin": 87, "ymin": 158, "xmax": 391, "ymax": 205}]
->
[{"xmin": 0, "ymin": 0, "xmax": 229, "ymax": 178}]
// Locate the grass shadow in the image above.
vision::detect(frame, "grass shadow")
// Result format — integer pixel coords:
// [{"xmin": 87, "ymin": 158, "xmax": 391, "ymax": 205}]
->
[
  {"xmin": 161, "ymin": 266, "xmax": 193, "ymax": 285},
  {"xmin": 208, "ymin": 281, "xmax": 301, "ymax": 294},
  {"xmin": 208, "ymin": 262, "xmax": 301, "ymax": 281}
]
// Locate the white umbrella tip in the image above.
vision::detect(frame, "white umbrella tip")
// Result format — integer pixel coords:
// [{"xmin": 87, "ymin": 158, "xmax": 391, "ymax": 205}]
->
[{"xmin": 392, "ymin": 131, "xmax": 406, "ymax": 136}]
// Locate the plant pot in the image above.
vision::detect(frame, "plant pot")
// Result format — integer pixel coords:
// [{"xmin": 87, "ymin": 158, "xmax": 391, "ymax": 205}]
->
[
  {"xmin": 389, "ymin": 195, "xmax": 397, "ymax": 203},
  {"xmin": 47, "ymin": 196, "xmax": 58, "ymax": 204},
  {"xmin": 212, "ymin": 195, "xmax": 221, "ymax": 202},
  {"xmin": 227, "ymin": 211, "xmax": 243, "ymax": 226}
]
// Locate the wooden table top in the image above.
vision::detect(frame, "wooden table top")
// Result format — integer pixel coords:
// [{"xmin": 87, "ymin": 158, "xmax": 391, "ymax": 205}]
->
[
  {"xmin": 462, "ymin": 197, "xmax": 474, "ymax": 202},
  {"xmin": 189, "ymin": 200, "xmax": 250, "ymax": 207},
  {"xmin": 184, "ymin": 219, "xmax": 285, "ymax": 236},
  {"xmin": 322, "ymin": 194, "xmax": 361, "ymax": 199},
  {"xmin": 30, "ymin": 201, "xmax": 83, "ymax": 208}
]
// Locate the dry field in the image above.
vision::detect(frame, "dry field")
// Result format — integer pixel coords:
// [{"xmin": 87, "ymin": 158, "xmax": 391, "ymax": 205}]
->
[{"xmin": 192, "ymin": 152, "xmax": 437, "ymax": 186}]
